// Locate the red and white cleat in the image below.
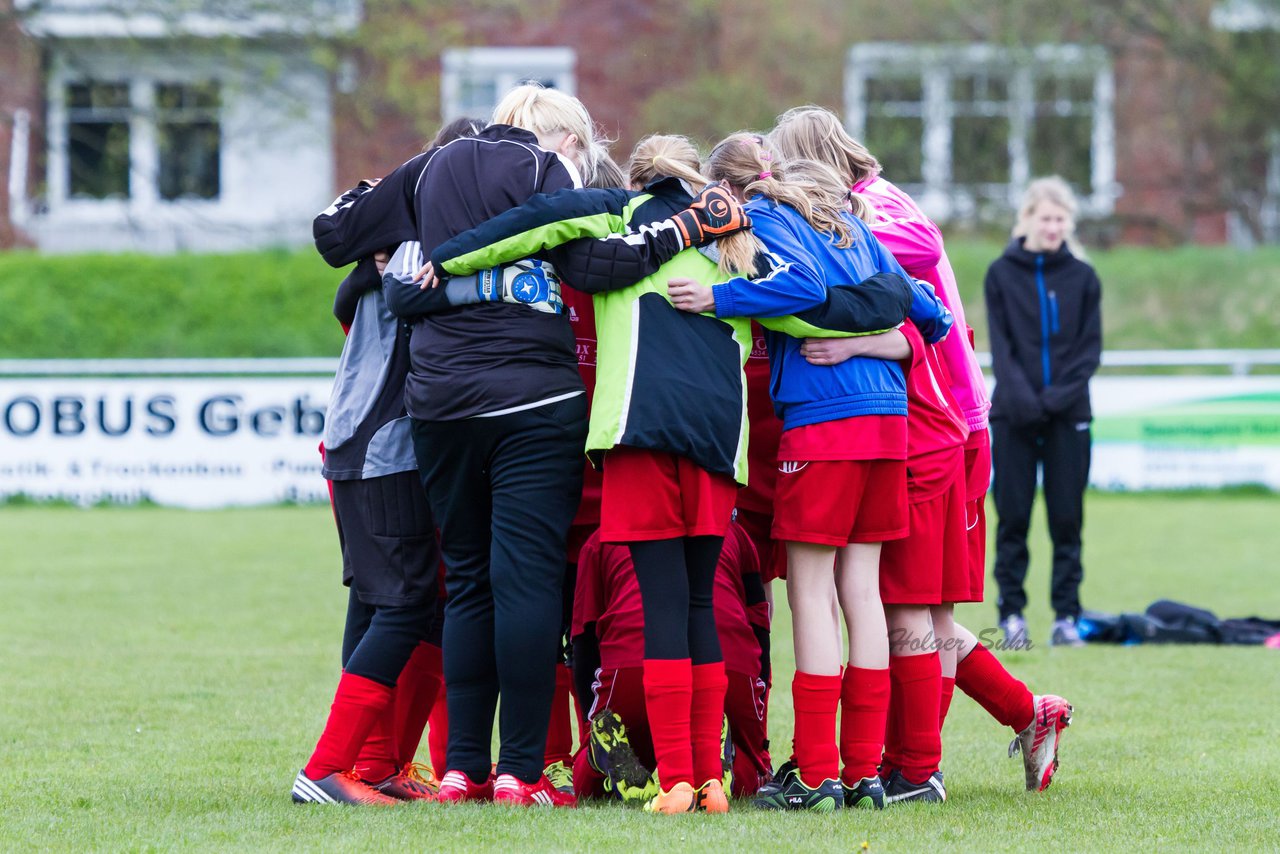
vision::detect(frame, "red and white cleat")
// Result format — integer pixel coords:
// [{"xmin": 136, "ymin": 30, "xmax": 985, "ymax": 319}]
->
[
  {"xmin": 1009, "ymin": 695, "xmax": 1073, "ymax": 792},
  {"xmin": 434, "ymin": 769, "xmax": 494, "ymax": 803},
  {"xmin": 492, "ymin": 773, "xmax": 578, "ymax": 807}
]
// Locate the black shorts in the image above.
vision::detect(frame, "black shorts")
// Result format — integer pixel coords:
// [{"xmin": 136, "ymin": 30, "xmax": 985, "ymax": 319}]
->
[{"xmin": 332, "ymin": 470, "xmax": 440, "ymax": 607}]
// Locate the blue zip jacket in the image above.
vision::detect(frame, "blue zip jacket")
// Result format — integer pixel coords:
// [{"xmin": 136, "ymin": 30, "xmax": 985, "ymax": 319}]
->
[{"xmin": 711, "ymin": 197, "xmax": 953, "ymax": 430}]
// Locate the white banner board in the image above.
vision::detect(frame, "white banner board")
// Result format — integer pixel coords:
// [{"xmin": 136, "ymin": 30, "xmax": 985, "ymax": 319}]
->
[
  {"xmin": 2, "ymin": 371, "xmax": 1278, "ymax": 507},
  {"xmin": 1086, "ymin": 376, "xmax": 1280, "ymax": 491},
  {"xmin": 0, "ymin": 377, "xmax": 333, "ymax": 507}
]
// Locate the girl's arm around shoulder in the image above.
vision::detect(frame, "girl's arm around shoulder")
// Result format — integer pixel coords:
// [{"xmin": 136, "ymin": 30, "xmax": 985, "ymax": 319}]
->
[
  {"xmin": 705, "ymin": 206, "xmax": 829, "ymax": 318},
  {"xmin": 430, "ymin": 187, "xmax": 634, "ymax": 275}
]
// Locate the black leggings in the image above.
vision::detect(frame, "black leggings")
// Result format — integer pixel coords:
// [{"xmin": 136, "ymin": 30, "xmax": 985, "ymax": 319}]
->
[
  {"xmin": 411, "ymin": 395, "xmax": 587, "ymax": 784},
  {"xmin": 629, "ymin": 536, "xmax": 725, "ymax": 664},
  {"xmin": 340, "ymin": 587, "xmax": 436, "ymax": 687}
]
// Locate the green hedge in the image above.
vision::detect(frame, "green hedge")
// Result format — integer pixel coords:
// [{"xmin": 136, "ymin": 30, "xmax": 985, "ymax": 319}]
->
[
  {"xmin": 1, "ymin": 243, "xmax": 1278, "ymax": 358},
  {"xmin": 0, "ymin": 249, "xmax": 345, "ymax": 359}
]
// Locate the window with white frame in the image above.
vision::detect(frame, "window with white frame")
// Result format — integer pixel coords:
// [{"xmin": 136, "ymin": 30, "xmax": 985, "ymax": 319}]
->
[
  {"xmin": 845, "ymin": 44, "xmax": 1115, "ymax": 218},
  {"xmin": 52, "ymin": 75, "xmax": 222, "ymax": 204},
  {"xmin": 66, "ymin": 82, "xmax": 132, "ymax": 199},
  {"xmin": 441, "ymin": 47, "xmax": 575, "ymax": 124}
]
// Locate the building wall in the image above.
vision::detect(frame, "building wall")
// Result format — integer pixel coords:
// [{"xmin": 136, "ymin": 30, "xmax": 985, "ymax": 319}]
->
[
  {"xmin": 0, "ymin": 10, "xmax": 41, "ymax": 248},
  {"xmin": 0, "ymin": 1, "xmax": 1256, "ymax": 249}
]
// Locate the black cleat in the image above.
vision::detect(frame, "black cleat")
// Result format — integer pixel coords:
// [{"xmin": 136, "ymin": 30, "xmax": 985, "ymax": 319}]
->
[
  {"xmin": 588, "ymin": 709, "xmax": 657, "ymax": 803},
  {"xmin": 843, "ymin": 775, "xmax": 886, "ymax": 809},
  {"xmin": 291, "ymin": 769, "xmax": 399, "ymax": 805},
  {"xmin": 751, "ymin": 765, "xmax": 842, "ymax": 812},
  {"xmin": 883, "ymin": 769, "xmax": 946, "ymax": 805}
]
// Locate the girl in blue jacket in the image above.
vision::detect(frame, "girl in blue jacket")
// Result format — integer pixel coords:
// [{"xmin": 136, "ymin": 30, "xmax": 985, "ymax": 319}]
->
[{"xmin": 669, "ymin": 135, "xmax": 952, "ymax": 812}]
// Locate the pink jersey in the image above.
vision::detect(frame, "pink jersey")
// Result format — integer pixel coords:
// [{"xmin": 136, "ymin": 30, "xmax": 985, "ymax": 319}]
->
[{"xmin": 854, "ymin": 176, "xmax": 991, "ymax": 433}]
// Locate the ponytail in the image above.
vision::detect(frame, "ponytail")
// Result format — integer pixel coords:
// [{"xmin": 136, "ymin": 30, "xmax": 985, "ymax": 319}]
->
[
  {"xmin": 629, "ymin": 134, "xmax": 762, "ymax": 278},
  {"xmin": 707, "ymin": 134, "xmax": 855, "ymax": 249}
]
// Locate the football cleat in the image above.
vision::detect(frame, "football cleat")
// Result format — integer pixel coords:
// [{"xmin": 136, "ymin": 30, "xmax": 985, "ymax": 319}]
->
[
  {"xmin": 368, "ymin": 762, "xmax": 439, "ymax": 801},
  {"xmin": 589, "ymin": 709, "xmax": 658, "ymax": 803},
  {"xmin": 751, "ymin": 766, "xmax": 842, "ymax": 812},
  {"xmin": 843, "ymin": 775, "xmax": 885, "ymax": 810},
  {"xmin": 720, "ymin": 715, "xmax": 736, "ymax": 791},
  {"xmin": 543, "ymin": 760, "xmax": 575, "ymax": 796},
  {"xmin": 1050, "ymin": 618, "xmax": 1086, "ymax": 648},
  {"xmin": 291, "ymin": 769, "xmax": 399, "ymax": 806},
  {"xmin": 1001, "ymin": 614, "xmax": 1030, "ymax": 650},
  {"xmin": 1009, "ymin": 694, "xmax": 1073, "ymax": 791},
  {"xmin": 883, "ymin": 769, "xmax": 946, "ymax": 804},
  {"xmin": 434, "ymin": 769, "xmax": 494, "ymax": 803},
  {"xmin": 493, "ymin": 773, "xmax": 577, "ymax": 807},
  {"xmin": 644, "ymin": 781, "xmax": 698, "ymax": 814},
  {"xmin": 695, "ymin": 778, "xmax": 730, "ymax": 814}
]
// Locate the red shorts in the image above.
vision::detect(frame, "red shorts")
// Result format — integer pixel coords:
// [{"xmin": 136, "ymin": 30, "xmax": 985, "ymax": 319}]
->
[
  {"xmin": 735, "ymin": 507, "xmax": 786, "ymax": 583},
  {"xmin": 962, "ymin": 437, "xmax": 992, "ymax": 603},
  {"xmin": 880, "ymin": 453, "xmax": 968, "ymax": 605},
  {"xmin": 771, "ymin": 459, "xmax": 908, "ymax": 547},
  {"xmin": 599, "ymin": 447, "xmax": 737, "ymax": 542}
]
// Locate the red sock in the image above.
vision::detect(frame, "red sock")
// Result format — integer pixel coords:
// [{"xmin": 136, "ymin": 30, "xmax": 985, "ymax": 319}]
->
[
  {"xmin": 792, "ymin": 671, "xmax": 841, "ymax": 788},
  {"xmin": 427, "ymin": 681, "xmax": 448, "ymax": 773},
  {"xmin": 890, "ymin": 653, "xmax": 942, "ymax": 785},
  {"xmin": 955, "ymin": 644, "xmax": 1034, "ymax": 731},
  {"xmin": 691, "ymin": 661, "xmax": 729, "ymax": 785},
  {"xmin": 304, "ymin": 671, "xmax": 394, "ymax": 780},
  {"xmin": 939, "ymin": 676, "xmax": 956, "ymax": 733},
  {"xmin": 353, "ymin": 697, "xmax": 398, "ymax": 783},
  {"xmin": 395, "ymin": 642, "xmax": 443, "ymax": 767},
  {"xmin": 839, "ymin": 666, "xmax": 889, "ymax": 785},
  {"xmin": 880, "ymin": 671, "xmax": 904, "ymax": 778},
  {"xmin": 544, "ymin": 663, "xmax": 575, "ymax": 767},
  {"xmin": 643, "ymin": 658, "xmax": 694, "ymax": 789}
]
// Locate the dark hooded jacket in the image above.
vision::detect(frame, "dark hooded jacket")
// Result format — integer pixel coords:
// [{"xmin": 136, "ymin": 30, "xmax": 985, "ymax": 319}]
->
[{"xmin": 984, "ymin": 238, "xmax": 1102, "ymax": 424}]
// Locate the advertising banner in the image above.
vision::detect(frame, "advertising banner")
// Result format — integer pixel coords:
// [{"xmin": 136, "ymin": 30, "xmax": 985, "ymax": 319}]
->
[
  {"xmin": 0, "ymin": 377, "xmax": 332, "ymax": 507},
  {"xmin": 1087, "ymin": 376, "xmax": 1280, "ymax": 491},
  {"xmin": 3, "ymin": 372, "xmax": 1278, "ymax": 507}
]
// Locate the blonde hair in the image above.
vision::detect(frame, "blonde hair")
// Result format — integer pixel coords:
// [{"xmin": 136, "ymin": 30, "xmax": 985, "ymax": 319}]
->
[
  {"xmin": 1014, "ymin": 176, "xmax": 1087, "ymax": 260},
  {"xmin": 783, "ymin": 158, "xmax": 875, "ymax": 224},
  {"xmin": 772, "ymin": 106, "xmax": 881, "ymax": 187},
  {"xmin": 706, "ymin": 133, "xmax": 855, "ymax": 249},
  {"xmin": 627, "ymin": 134, "xmax": 761, "ymax": 277},
  {"xmin": 589, "ymin": 152, "xmax": 626, "ymax": 190},
  {"xmin": 491, "ymin": 83, "xmax": 609, "ymax": 188}
]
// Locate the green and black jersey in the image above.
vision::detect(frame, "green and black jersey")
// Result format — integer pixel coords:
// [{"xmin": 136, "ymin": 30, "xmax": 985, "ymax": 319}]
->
[{"xmin": 430, "ymin": 178, "xmax": 915, "ymax": 485}]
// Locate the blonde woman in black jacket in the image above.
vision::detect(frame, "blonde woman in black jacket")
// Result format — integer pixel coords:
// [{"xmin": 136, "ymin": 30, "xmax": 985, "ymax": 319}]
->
[{"xmin": 984, "ymin": 176, "xmax": 1102, "ymax": 648}]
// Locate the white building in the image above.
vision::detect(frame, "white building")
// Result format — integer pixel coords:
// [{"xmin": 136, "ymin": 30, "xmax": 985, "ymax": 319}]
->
[{"xmin": 9, "ymin": 0, "xmax": 359, "ymax": 253}]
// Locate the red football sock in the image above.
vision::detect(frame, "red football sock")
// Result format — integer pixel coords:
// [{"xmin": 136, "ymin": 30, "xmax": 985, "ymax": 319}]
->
[
  {"xmin": 304, "ymin": 671, "xmax": 394, "ymax": 780},
  {"xmin": 544, "ymin": 663, "xmax": 575, "ymax": 767},
  {"xmin": 792, "ymin": 671, "xmax": 841, "ymax": 788},
  {"xmin": 427, "ymin": 681, "xmax": 448, "ymax": 774},
  {"xmin": 880, "ymin": 667, "xmax": 905, "ymax": 778},
  {"xmin": 643, "ymin": 658, "xmax": 694, "ymax": 789},
  {"xmin": 955, "ymin": 644, "xmax": 1034, "ymax": 731},
  {"xmin": 395, "ymin": 642, "xmax": 443, "ymax": 767},
  {"xmin": 691, "ymin": 661, "xmax": 729, "ymax": 785},
  {"xmin": 839, "ymin": 666, "xmax": 889, "ymax": 786},
  {"xmin": 891, "ymin": 652, "xmax": 942, "ymax": 785},
  {"xmin": 938, "ymin": 676, "xmax": 956, "ymax": 733},
  {"xmin": 353, "ymin": 697, "xmax": 398, "ymax": 783}
]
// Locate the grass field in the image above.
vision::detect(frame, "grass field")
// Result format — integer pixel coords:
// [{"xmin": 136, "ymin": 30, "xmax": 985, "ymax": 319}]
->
[{"xmin": 2, "ymin": 492, "xmax": 1278, "ymax": 851}]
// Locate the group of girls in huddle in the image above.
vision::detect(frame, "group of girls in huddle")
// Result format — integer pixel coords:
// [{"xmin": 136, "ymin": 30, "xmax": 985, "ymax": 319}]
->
[{"xmin": 294, "ymin": 84, "xmax": 1073, "ymax": 815}]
